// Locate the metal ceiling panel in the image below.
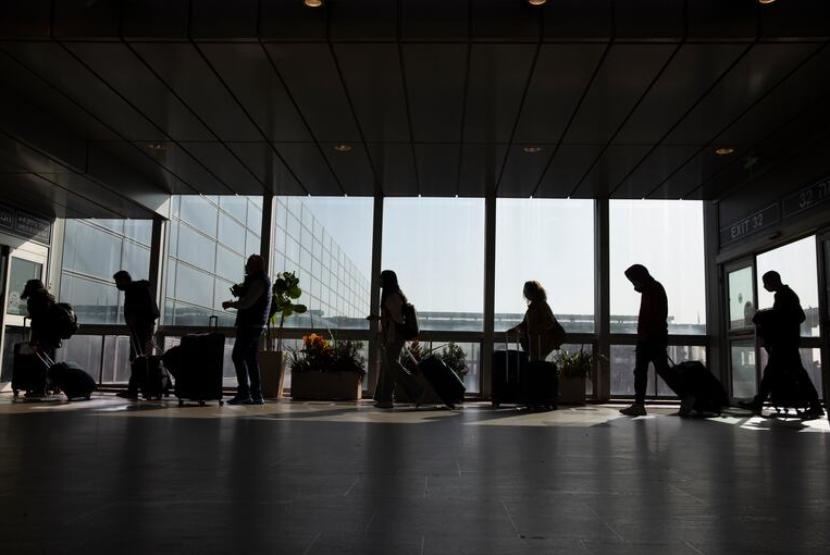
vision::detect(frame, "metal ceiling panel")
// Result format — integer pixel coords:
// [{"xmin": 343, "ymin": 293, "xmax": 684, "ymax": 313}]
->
[
  {"xmin": 536, "ymin": 144, "xmax": 604, "ymax": 197},
  {"xmin": 463, "ymin": 44, "xmax": 536, "ymax": 143},
  {"xmin": 320, "ymin": 143, "xmax": 376, "ymax": 197},
  {"xmin": 52, "ymin": 0, "xmax": 120, "ymax": 38},
  {"xmin": 513, "ymin": 44, "xmax": 607, "ymax": 145},
  {"xmin": 368, "ymin": 143, "xmax": 417, "ymax": 196},
  {"xmin": 563, "ymin": 44, "xmax": 675, "ymax": 145},
  {"xmin": 614, "ymin": 43, "xmax": 748, "ymax": 146},
  {"xmin": 0, "ymin": 0, "xmax": 51, "ymax": 39},
  {"xmin": 0, "ymin": 134, "xmax": 69, "ymax": 176},
  {"xmin": 190, "ymin": 0, "xmax": 259, "ymax": 39},
  {"xmin": 0, "ymin": 172, "xmax": 123, "ymax": 219},
  {"xmin": 759, "ymin": 0, "xmax": 830, "ymax": 39},
  {"xmin": 260, "ymin": 0, "xmax": 327, "ymax": 41},
  {"xmin": 1, "ymin": 42, "xmax": 165, "ymax": 142},
  {"xmin": 614, "ymin": 145, "xmax": 701, "ymax": 199},
  {"xmin": 225, "ymin": 142, "xmax": 305, "ymax": 196},
  {"xmin": 45, "ymin": 171, "xmax": 156, "ymax": 217},
  {"xmin": 415, "ymin": 144, "xmax": 459, "ymax": 197},
  {"xmin": 96, "ymin": 141, "xmax": 193, "ymax": 195},
  {"xmin": 399, "ymin": 0, "xmax": 468, "ymax": 41},
  {"xmin": 497, "ymin": 145, "xmax": 555, "ymax": 198},
  {"xmin": 178, "ymin": 142, "xmax": 264, "ymax": 195},
  {"xmin": 572, "ymin": 145, "xmax": 652, "ymax": 198},
  {"xmin": 264, "ymin": 43, "xmax": 360, "ymax": 143},
  {"xmin": 198, "ymin": 43, "xmax": 311, "ymax": 143},
  {"xmin": 470, "ymin": 0, "xmax": 540, "ymax": 42},
  {"xmin": 613, "ymin": 0, "xmax": 685, "ymax": 41},
  {"xmin": 458, "ymin": 144, "xmax": 508, "ymax": 198},
  {"xmin": 67, "ymin": 42, "xmax": 214, "ymax": 141},
  {"xmin": 122, "ymin": 0, "xmax": 189, "ymax": 39},
  {"xmin": 328, "ymin": 0, "xmax": 397, "ymax": 41},
  {"xmin": 332, "ymin": 44, "xmax": 410, "ymax": 143},
  {"xmin": 133, "ymin": 141, "xmax": 231, "ymax": 195},
  {"xmin": 686, "ymin": 0, "xmax": 757, "ymax": 40},
  {"xmin": 651, "ymin": 148, "xmax": 735, "ymax": 200},
  {"xmin": 402, "ymin": 44, "xmax": 468, "ymax": 143},
  {"xmin": 542, "ymin": 0, "xmax": 612, "ymax": 41},
  {"xmin": 664, "ymin": 43, "xmax": 820, "ymax": 146},
  {"xmin": 272, "ymin": 143, "xmax": 342, "ymax": 197}
]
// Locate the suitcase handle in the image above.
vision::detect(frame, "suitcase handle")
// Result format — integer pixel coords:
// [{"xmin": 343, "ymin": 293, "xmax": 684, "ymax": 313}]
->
[{"xmin": 208, "ymin": 315, "xmax": 219, "ymax": 331}]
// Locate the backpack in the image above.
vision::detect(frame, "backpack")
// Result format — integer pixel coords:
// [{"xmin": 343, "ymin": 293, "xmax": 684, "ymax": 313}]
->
[
  {"xmin": 397, "ymin": 302, "xmax": 420, "ymax": 341},
  {"xmin": 49, "ymin": 303, "xmax": 79, "ymax": 340}
]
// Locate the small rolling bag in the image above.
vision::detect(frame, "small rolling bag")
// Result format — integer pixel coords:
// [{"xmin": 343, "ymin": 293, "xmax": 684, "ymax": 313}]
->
[
  {"xmin": 657, "ymin": 359, "xmax": 728, "ymax": 415},
  {"xmin": 12, "ymin": 342, "xmax": 48, "ymax": 398},
  {"xmin": 522, "ymin": 360, "xmax": 559, "ymax": 410},
  {"xmin": 129, "ymin": 333, "xmax": 171, "ymax": 400},
  {"xmin": 172, "ymin": 316, "xmax": 225, "ymax": 406},
  {"xmin": 418, "ymin": 355, "xmax": 465, "ymax": 409},
  {"xmin": 47, "ymin": 361, "xmax": 96, "ymax": 401},
  {"xmin": 491, "ymin": 334, "xmax": 529, "ymax": 408}
]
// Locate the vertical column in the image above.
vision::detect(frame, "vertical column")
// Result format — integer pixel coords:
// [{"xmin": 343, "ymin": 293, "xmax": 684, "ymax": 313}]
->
[
  {"xmin": 260, "ymin": 192, "xmax": 275, "ymax": 271},
  {"xmin": 481, "ymin": 194, "xmax": 497, "ymax": 399},
  {"xmin": 148, "ymin": 216, "xmax": 166, "ymax": 305},
  {"xmin": 594, "ymin": 198, "xmax": 611, "ymax": 401},
  {"xmin": 367, "ymin": 194, "xmax": 384, "ymax": 397},
  {"xmin": 703, "ymin": 201, "xmax": 723, "ymax": 382},
  {"xmin": 816, "ymin": 234, "xmax": 830, "ymax": 409}
]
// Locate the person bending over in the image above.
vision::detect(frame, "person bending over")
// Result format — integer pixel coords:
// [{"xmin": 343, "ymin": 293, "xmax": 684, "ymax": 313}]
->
[{"xmin": 113, "ymin": 271, "xmax": 160, "ymax": 400}]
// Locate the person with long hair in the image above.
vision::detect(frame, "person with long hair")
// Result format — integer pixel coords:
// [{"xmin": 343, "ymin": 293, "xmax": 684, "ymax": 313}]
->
[
  {"xmin": 506, "ymin": 281, "xmax": 561, "ymax": 362},
  {"xmin": 20, "ymin": 279, "xmax": 57, "ymax": 354},
  {"xmin": 368, "ymin": 269, "xmax": 420, "ymax": 409}
]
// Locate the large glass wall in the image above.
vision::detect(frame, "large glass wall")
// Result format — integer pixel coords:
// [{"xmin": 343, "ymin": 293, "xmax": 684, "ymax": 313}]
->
[
  {"xmin": 60, "ymin": 219, "xmax": 153, "ymax": 324},
  {"xmin": 272, "ymin": 197, "xmax": 373, "ymax": 329},
  {"xmin": 495, "ymin": 199, "xmax": 594, "ymax": 333},
  {"xmin": 164, "ymin": 195, "xmax": 262, "ymax": 327},
  {"xmin": 381, "ymin": 198, "xmax": 485, "ymax": 332}
]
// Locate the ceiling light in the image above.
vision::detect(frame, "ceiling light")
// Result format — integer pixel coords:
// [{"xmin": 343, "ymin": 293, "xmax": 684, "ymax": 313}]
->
[
  {"xmin": 523, "ymin": 145, "xmax": 543, "ymax": 153},
  {"xmin": 715, "ymin": 146, "xmax": 735, "ymax": 156},
  {"xmin": 527, "ymin": 0, "xmax": 548, "ymax": 6},
  {"xmin": 147, "ymin": 143, "xmax": 165, "ymax": 151},
  {"xmin": 333, "ymin": 144, "xmax": 352, "ymax": 152},
  {"xmin": 304, "ymin": 0, "xmax": 323, "ymax": 7},
  {"xmin": 758, "ymin": 0, "xmax": 776, "ymax": 5}
]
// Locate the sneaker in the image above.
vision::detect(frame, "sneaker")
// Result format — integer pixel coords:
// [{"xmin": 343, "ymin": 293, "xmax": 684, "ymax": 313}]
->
[
  {"xmin": 116, "ymin": 391, "xmax": 139, "ymax": 400},
  {"xmin": 678, "ymin": 395, "xmax": 696, "ymax": 417},
  {"xmin": 227, "ymin": 396, "xmax": 252, "ymax": 405},
  {"xmin": 619, "ymin": 403, "xmax": 646, "ymax": 417},
  {"xmin": 374, "ymin": 401, "xmax": 394, "ymax": 409},
  {"xmin": 737, "ymin": 398, "xmax": 763, "ymax": 415}
]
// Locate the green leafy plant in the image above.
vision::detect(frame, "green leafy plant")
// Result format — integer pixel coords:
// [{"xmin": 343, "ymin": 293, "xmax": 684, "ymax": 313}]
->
[
  {"xmin": 269, "ymin": 271, "xmax": 308, "ymax": 351},
  {"xmin": 555, "ymin": 347, "xmax": 603, "ymax": 380},
  {"xmin": 290, "ymin": 333, "xmax": 366, "ymax": 375}
]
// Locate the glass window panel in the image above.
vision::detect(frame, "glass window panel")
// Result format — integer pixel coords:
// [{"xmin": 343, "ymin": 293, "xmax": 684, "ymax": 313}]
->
[
  {"xmin": 62, "ymin": 220, "xmax": 122, "ymax": 280},
  {"xmin": 247, "ymin": 203, "xmax": 262, "ymax": 233},
  {"xmin": 731, "ymin": 340, "xmax": 757, "ymax": 398},
  {"xmin": 756, "ymin": 236, "xmax": 819, "ymax": 337},
  {"xmin": 214, "ymin": 278, "xmax": 235, "ymax": 310},
  {"xmin": 180, "ymin": 196, "xmax": 217, "ymax": 236},
  {"xmin": 382, "ymin": 198, "xmax": 484, "ymax": 332},
  {"xmin": 246, "ymin": 231, "xmax": 259, "ymax": 256},
  {"xmin": 100, "ymin": 335, "xmax": 131, "ymax": 383},
  {"xmin": 728, "ymin": 266, "xmax": 755, "ymax": 330},
  {"xmin": 123, "ymin": 219, "xmax": 153, "ymax": 246},
  {"xmin": 219, "ymin": 196, "xmax": 248, "ymax": 223},
  {"xmin": 60, "ymin": 274, "xmax": 120, "ymax": 324},
  {"xmin": 175, "ymin": 264, "xmax": 214, "ymax": 308},
  {"xmin": 122, "ymin": 242, "xmax": 150, "ymax": 281},
  {"xmin": 168, "ymin": 221, "xmax": 179, "ymax": 258},
  {"xmin": 495, "ymin": 199, "xmax": 594, "ymax": 333},
  {"xmin": 218, "ymin": 212, "xmax": 246, "ymax": 254},
  {"xmin": 6, "ymin": 258, "xmax": 43, "ymax": 316},
  {"xmin": 55, "ymin": 335, "xmax": 104, "ymax": 384},
  {"xmin": 173, "ymin": 302, "xmax": 216, "ymax": 326},
  {"xmin": 610, "ymin": 200, "xmax": 706, "ymax": 335},
  {"xmin": 89, "ymin": 219, "xmax": 124, "ymax": 234},
  {"xmin": 216, "ymin": 245, "xmax": 245, "ymax": 283},
  {"xmin": 176, "ymin": 224, "xmax": 216, "ymax": 270}
]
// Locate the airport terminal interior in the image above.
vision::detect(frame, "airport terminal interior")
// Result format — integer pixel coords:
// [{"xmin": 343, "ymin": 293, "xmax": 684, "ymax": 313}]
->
[{"xmin": 1, "ymin": 1, "xmax": 830, "ymax": 553}]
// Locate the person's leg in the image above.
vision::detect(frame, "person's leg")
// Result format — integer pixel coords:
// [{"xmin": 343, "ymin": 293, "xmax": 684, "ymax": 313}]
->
[
  {"xmin": 246, "ymin": 329, "xmax": 264, "ymax": 402},
  {"xmin": 375, "ymin": 340, "xmax": 406, "ymax": 406},
  {"xmin": 231, "ymin": 329, "xmax": 251, "ymax": 401},
  {"xmin": 621, "ymin": 341, "xmax": 649, "ymax": 416}
]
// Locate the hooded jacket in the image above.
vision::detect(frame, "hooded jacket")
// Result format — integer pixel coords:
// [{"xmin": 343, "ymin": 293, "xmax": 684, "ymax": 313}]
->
[{"xmin": 625, "ymin": 265, "xmax": 668, "ymax": 342}]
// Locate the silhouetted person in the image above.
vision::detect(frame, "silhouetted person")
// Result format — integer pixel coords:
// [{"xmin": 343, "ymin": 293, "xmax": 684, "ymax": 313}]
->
[
  {"xmin": 20, "ymin": 279, "xmax": 58, "ymax": 355},
  {"xmin": 620, "ymin": 264, "xmax": 669, "ymax": 417},
  {"xmin": 506, "ymin": 281, "xmax": 562, "ymax": 361},
  {"xmin": 741, "ymin": 271, "xmax": 823, "ymax": 419},
  {"xmin": 114, "ymin": 271, "xmax": 160, "ymax": 399},
  {"xmin": 222, "ymin": 255, "xmax": 272, "ymax": 405},
  {"xmin": 368, "ymin": 270, "xmax": 421, "ymax": 409}
]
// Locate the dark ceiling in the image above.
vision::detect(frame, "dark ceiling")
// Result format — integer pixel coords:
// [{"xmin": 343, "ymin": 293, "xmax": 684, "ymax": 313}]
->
[{"xmin": 1, "ymin": 0, "xmax": 830, "ymax": 219}]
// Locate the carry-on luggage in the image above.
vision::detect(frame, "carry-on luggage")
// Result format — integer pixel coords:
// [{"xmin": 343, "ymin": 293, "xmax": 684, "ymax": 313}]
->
[
  {"xmin": 167, "ymin": 316, "xmax": 225, "ymax": 406},
  {"xmin": 12, "ymin": 342, "xmax": 48, "ymax": 398},
  {"xmin": 47, "ymin": 361, "xmax": 96, "ymax": 401},
  {"xmin": 491, "ymin": 348, "xmax": 528, "ymax": 408},
  {"xmin": 129, "ymin": 332, "xmax": 171, "ymax": 400},
  {"xmin": 418, "ymin": 355, "xmax": 465, "ymax": 409},
  {"xmin": 765, "ymin": 359, "xmax": 820, "ymax": 417},
  {"xmin": 522, "ymin": 360, "xmax": 559, "ymax": 410},
  {"xmin": 656, "ymin": 359, "xmax": 729, "ymax": 416}
]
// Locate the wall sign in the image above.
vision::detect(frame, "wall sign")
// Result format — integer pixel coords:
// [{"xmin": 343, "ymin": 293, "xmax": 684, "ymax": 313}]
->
[
  {"xmin": 782, "ymin": 177, "xmax": 830, "ymax": 219},
  {"xmin": 0, "ymin": 203, "xmax": 52, "ymax": 245},
  {"xmin": 719, "ymin": 203, "xmax": 779, "ymax": 247}
]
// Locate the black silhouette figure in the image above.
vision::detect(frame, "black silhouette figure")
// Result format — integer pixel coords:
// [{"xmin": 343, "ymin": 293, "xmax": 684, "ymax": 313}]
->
[
  {"xmin": 114, "ymin": 271, "xmax": 160, "ymax": 399},
  {"xmin": 222, "ymin": 255, "xmax": 272, "ymax": 405},
  {"xmin": 741, "ymin": 271, "xmax": 823, "ymax": 420},
  {"xmin": 21, "ymin": 279, "xmax": 57, "ymax": 350},
  {"xmin": 619, "ymin": 265, "xmax": 669, "ymax": 417},
  {"xmin": 505, "ymin": 281, "xmax": 564, "ymax": 362}
]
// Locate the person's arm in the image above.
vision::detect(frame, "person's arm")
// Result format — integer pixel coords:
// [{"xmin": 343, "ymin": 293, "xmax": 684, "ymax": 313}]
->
[
  {"xmin": 223, "ymin": 280, "xmax": 267, "ymax": 310},
  {"xmin": 385, "ymin": 294, "xmax": 404, "ymax": 324}
]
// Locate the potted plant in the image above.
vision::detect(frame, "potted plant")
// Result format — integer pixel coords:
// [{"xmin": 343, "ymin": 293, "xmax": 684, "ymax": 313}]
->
[
  {"xmin": 259, "ymin": 271, "xmax": 307, "ymax": 399},
  {"xmin": 398, "ymin": 341, "xmax": 468, "ymax": 404},
  {"xmin": 290, "ymin": 333, "xmax": 366, "ymax": 401},
  {"xmin": 554, "ymin": 347, "xmax": 599, "ymax": 405}
]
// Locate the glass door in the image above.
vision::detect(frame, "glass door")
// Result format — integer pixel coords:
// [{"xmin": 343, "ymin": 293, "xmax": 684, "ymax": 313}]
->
[{"xmin": 724, "ymin": 259, "xmax": 758, "ymax": 399}]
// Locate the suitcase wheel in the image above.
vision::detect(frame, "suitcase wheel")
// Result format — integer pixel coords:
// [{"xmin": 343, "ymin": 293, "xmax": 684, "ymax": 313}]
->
[
  {"xmin": 199, "ymin": 400, "xmax": 206, "ymax": 407},
  {"xmin": 219, "ymin": 400, "xmax": 225, "ymax": 407},
  {"xmin": 178, "ymin": 399, "xmax": 184, "ymax": 407}
]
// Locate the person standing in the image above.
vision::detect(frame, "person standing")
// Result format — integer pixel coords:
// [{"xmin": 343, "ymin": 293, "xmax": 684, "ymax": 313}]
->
[
  {"xmin": 20, "ymin": 279, "xmax": 58, "ymax": 354},
  {"xmin": 742, "ymin": 271, "xmax": 823, "ymax": 419},
  {"xmin": 619, "ymin": 264, "xmax": 669, "ymax": 417},
  {"xmin": 222, "ymin": 255, "xmax": 272, "ymax": 405},
  {"xmin": 505, "ymin": 281, "xmax": 563, "ymax": 362},
  {"xmin": 114, "ymin": 271, "xmax": 160, "ymax": 399}
]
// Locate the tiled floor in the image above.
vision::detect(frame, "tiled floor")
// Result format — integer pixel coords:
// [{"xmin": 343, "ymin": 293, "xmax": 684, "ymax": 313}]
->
[{"xmin": 0, "ymin": 394, "xmax": 828, "ymax": 554}]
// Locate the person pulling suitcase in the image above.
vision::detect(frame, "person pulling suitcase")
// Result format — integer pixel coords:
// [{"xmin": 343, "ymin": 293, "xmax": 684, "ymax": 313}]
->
[{"xmin": 113, "ymin": 271, "xmax": 160, "ymax": 400}]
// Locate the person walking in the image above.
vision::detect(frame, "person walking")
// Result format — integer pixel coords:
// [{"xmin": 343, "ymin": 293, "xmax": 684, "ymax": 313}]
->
[
  {"xmin": 222, "ymin": 255, "xmax": 272, "ymax": 405},
  {"xmin": 20, "ymin": 279, "xmax": 58, "ymax": 355},
  {"xmin": 113, "ymin": 271, "xmax": 160, "ymax": 399},
  {"xmin": 619, "ymin": 264, "xmax": 670, "ymax": 417}
]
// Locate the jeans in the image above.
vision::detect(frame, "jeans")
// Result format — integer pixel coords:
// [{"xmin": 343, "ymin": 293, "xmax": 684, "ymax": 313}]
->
[
  {"xmin": 232, "ymin": 327, "xmax": 264, "ymax": 400},
  {"xmin": 375, "ymin": 339, "xmax": 416, "ymax": 403},
  {"xmin": 633, "ymin": 339, "xmax": 669, "ymax": 404}
]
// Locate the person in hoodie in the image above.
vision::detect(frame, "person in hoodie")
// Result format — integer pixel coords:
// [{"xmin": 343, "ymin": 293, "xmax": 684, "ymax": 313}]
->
[
  {"xmin": 114, "ymin": 270, "xmax": 160, "ymax": 399},
  {"xmin": 619, "ymin": 264, "xmax": 669, "ymax": 417}
]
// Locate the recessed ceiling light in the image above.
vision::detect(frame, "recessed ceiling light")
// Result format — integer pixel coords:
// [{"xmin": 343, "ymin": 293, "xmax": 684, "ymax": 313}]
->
[
  {"xmin": 304, "ymin": 0, "xmax": 323, "ymax": 7},
  {"xmin": 758, "ymin": 0, "xmax": 776, "ymax": 5},
  {"xmin": 528, "ymin": 0, "xmax": 548, "ymax": 6},
  {"xmin": 147, "ymin": 143, "xmax": 165, "ymax": 151},
  {"xmin": 333, "ymin": 144, "xmax": 352, "ymax": 152},
  {"xmin": 715, "ymin": 146, "xmax": 735, "ymax": 156},
  {"xmin": 523, "ymin": 145, "xmax": 543, "ymax": 153}
]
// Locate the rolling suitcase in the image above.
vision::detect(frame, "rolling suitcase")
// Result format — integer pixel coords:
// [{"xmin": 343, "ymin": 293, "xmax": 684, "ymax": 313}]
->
[
  {"xmin": 657, "ymin": 359, "xmax": 728, "ymax": 415},
  {"xmin": 47, "ymin": 361, "xmax": 96, "ymax": 401},
  {"xmin": 522, "ymin": 360, "xmax": 558, "ymax": 410},
  {"xmin": 491, "ymin": 334, "xmax": 529, "ymax": 408},
  {"xmin": 418, "ymin": 355, "xmax": 465, "ymax": 409},
  {"xmin": 12, "ymin": 342, "xmax": 48, "ymax": 398},
  {"xmin": 173, "ymin": 315, "xmax": 225, "ymax": 406},
  {"xmin": 129, "ymin": 332, "xmax": 171, "ymax": 400}
]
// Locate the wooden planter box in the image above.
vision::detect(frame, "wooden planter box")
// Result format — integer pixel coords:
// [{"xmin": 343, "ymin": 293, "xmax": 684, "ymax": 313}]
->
[
  {"xmin": 559, "ymin": 375, "xmax": 587, "ymax": 405},
  {"xmin": 291, "ymin": 371, "xmax": 363, "ymax": 401},
  {"xmin": 258, "ymin": 351, "xmax": 286, "ymax": 399}
]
